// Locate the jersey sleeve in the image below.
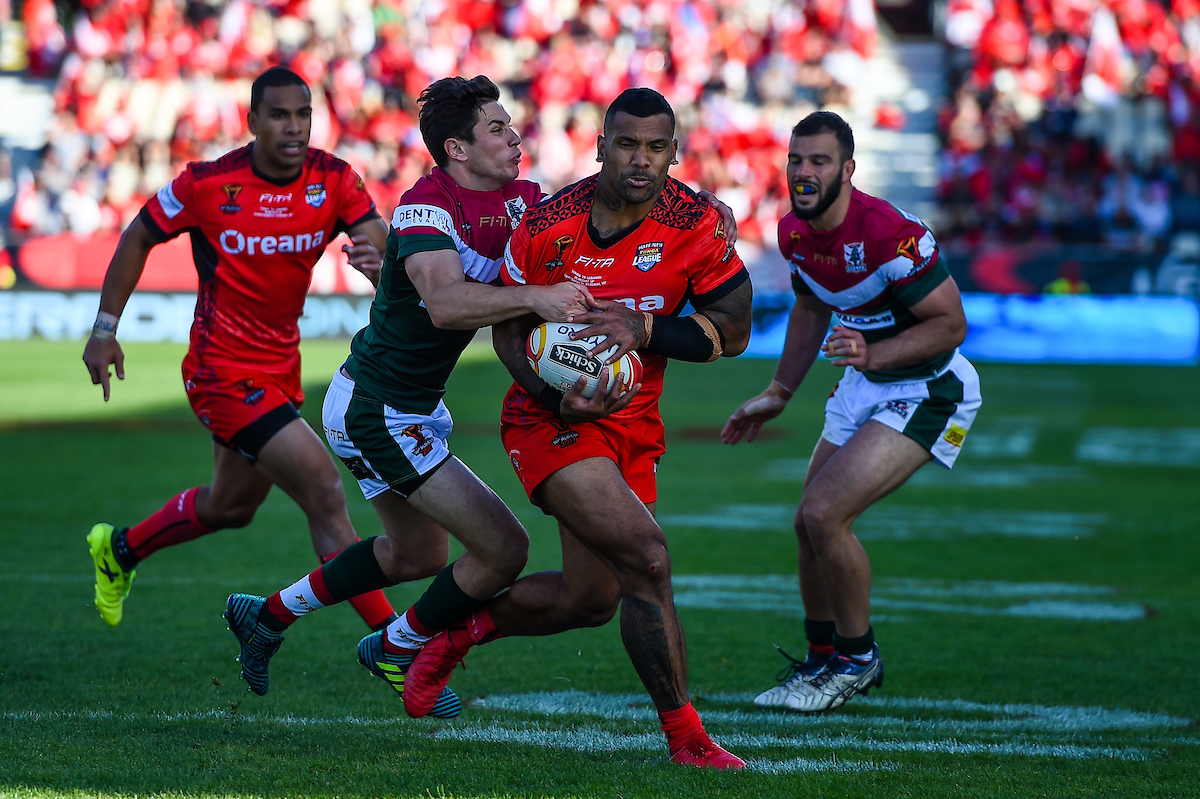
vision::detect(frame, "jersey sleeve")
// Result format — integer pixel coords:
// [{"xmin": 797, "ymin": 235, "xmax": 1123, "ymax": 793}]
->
[
  {"xmin": 876, "ymin": 213, "xmax": 948, "ymax": 307},
  {"xmin": 688, "ymin": 205, "xmax": 747, "ymax": 303},
  {"xmin": 334, "ymin": 165, "xmax": 379, "ymax": 232},
  {"xmin": 138, "ymin": 168, "xmax": 200, "ymax": 242},
  {"xmin": 388, "ymin": 187, "xmax": 458, "ymax": 262}
]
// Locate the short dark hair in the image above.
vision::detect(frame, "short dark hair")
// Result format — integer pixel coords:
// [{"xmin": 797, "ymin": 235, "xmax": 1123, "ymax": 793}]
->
[
  {"xmin": 418, "ymin": 76, "xmax": 502, "ymax": 169},
  {"xmin": 792, "ymin": 111, "xmax": 855, "ymax": 162},
  {"xmin": 250, "ymin": 66, "xmax": 310, "ymax": 112},
  {"xmin": 603, "ymin": 87, "xmax": 675, "ymax": 136}
]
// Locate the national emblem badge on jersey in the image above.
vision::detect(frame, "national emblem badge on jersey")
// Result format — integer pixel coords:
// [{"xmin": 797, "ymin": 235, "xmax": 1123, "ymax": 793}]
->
[
  {"xmin": 306, "ymin": 183, "xmax": 327, "ymax": 208},
  {"xmin": 633, "ymin": 241, "xmax": 664, "ymax": 272},
  {"xmin": 844, "ymin": 241, "xmax": 866, "ymax": 273},
  {"xmin": 504, "ymin": 197, "xmax": 527, "ymax": 228}
]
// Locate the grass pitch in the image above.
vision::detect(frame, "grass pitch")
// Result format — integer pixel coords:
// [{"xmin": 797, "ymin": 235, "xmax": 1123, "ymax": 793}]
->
[{"xmin": 1, "ymin": 339, "xmax": 1198, "ymax": 798}]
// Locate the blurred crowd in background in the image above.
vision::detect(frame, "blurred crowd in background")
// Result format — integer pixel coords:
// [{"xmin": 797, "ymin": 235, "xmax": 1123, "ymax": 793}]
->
[
  {"xmin": 1, "ymin": 0, "xmax": 1199, "ymax": 267},
  {"xmin": 938, "ymin": 0, "xmax": 1200, "ymax": 252},
  {"xmin": 1, "ymin": 0, "xmax": 879, "ymax": 255}
]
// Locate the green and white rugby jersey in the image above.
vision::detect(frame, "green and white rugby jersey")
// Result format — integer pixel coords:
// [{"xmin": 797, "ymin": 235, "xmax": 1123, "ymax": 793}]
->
[{"xmin": 344, "ymin": 168, "xmax": 542, "ymax": 413}]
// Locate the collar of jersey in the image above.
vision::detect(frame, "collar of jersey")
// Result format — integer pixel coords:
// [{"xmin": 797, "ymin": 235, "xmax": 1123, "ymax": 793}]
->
[{"xmin": 247, "ymin": 142, "xmax": 305, "ymax": 187}]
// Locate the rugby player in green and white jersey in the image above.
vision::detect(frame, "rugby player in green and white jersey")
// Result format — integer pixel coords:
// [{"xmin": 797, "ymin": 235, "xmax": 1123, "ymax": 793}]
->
[
  {"xmin": 722, "ymin": 111, "xmax": 982, "ymax": 714},
  {"xmin": 222, "ymin": 76, "xmax": 595, "ymax": 711}
]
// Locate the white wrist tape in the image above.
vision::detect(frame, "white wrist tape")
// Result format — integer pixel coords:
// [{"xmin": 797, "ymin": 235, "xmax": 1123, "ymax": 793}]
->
[{"xmin": 92, "ymin": 311, "xmax": 119, "ymax": 340}]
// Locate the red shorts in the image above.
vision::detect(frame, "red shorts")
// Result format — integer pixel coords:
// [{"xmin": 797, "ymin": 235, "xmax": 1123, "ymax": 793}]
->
[
  {"xmin": 499, "ymin": 385, "xmax": 666, "ymax": 506},
  {"xmin": 183, "ymin": 369, "xmax": 302, "ymax": 458}
]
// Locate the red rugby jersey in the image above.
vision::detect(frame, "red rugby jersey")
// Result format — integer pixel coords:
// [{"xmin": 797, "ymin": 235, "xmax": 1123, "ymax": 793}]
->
[
  {"xmin": 139, "ymin": 144, "xmax": 378, "ymax": 382},
  {"xmin": 502, "ymin": 174, "xmax": 746, "ymax": 420}
]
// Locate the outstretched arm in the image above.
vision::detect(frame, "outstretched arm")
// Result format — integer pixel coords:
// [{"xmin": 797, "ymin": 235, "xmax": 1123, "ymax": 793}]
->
[
  {"xmin": 721, "ymin": 292, "xmax": 831, "ymax": 445},
  {"xmin": 407, "ymin": 249, "xmax": 597, "ymax": 330},
  {"xmin": 82, "ymin": 215, "xmax": 159, "ymax": 401}
]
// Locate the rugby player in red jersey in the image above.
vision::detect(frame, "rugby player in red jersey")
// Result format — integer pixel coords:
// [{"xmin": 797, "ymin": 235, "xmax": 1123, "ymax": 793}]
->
[
  {"xmin": 402, "ymin": 88, "xmax": 753, "ymax": 769},
  {"xmin": 722, "ymin": 111, "xmax": 982, "ymax": 713},
  {"xmin": 219, "ymin": 76, "xmax": 594, "ymax": 707},
  {"xmin": 219, "ymin": 78, "xmax": 740, "ymax": 707},
  {"xmin": 82, "ymin": 66, "xmax": 399, "ymax": 634}
]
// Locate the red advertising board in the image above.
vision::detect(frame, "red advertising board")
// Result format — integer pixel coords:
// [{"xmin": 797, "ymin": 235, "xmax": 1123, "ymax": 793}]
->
[{"xmin": 16, "ymin": 233, "xmax": 373, "ymax": 294}]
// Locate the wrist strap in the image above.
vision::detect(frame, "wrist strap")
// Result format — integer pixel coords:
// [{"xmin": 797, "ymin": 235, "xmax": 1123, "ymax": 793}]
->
[
  {"xmin": 92, "ymin": 311, "xmax": 119, "ymax": 340},
  {"xmin": 771, "ymin": 379, "xmax": 796, "ymax": 399}
]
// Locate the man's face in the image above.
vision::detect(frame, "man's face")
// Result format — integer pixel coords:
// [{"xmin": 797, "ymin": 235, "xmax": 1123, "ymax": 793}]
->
[
  {"xmin": 597, "ymin": 111, "xmax": 677, "ymax": 205},
  {"xmin": 458, "ymin": 102, "xmax": 522, "ymax": 189},
  {"xmin": 247, "ymin": 84, "xmax": 312, "ymax": 177},
  {"xmin": 786, "ymin": 132, "xmax": 852, "ymax": 221}
]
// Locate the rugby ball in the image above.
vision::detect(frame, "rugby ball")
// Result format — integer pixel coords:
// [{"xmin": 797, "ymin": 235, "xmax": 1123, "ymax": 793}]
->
[{"xmin": 527, "ymin": 322, "xmax": 642, "ymax": 399}]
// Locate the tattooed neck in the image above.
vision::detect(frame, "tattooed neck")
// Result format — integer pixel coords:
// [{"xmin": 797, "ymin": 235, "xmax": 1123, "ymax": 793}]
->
[
  {"xmin": 596, "ymin": 183, "xmax": 623, "ymax": 212},
  {"xmin": 590, "ymin": 185, "xmax": 647, "ymax": 241}
]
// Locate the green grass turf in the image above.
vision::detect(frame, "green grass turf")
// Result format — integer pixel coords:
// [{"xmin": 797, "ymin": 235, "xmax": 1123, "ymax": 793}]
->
[{"xmin": 1, "ymin": 339, "xmax": 1198, "ymax": 798}]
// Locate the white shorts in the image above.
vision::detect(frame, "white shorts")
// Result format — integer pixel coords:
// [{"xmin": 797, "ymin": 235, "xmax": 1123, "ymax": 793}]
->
[
  {"xmin": 322, "ymin": 366, "xmax": 453, "ymax": 499},
  {"xmin": 821, "ymin": 350, "xmax": 981, "ymax": 468}
]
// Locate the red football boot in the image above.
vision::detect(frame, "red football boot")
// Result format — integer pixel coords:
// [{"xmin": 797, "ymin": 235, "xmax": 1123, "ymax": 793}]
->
[
  {"xmin": 669, "ymin": 729, "xmax": 746, "ymax": 769},
  {"xmin": 403, "ymin": 627, "xmax": 474, "ymax": 718}
]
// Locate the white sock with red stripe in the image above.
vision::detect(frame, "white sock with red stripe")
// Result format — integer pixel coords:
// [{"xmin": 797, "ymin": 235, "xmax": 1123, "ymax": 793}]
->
[
  {"xmin": 264, "ymin": 568, "xmax": 335, "ymax": 629},
  {"xmin": 383, "ymin": 606, "xmax": 433, "ymax": 653}
]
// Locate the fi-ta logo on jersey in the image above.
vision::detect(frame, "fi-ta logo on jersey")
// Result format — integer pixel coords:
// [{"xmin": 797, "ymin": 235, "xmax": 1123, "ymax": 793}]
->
[
  {"xmin": 220, "ymin": 229, "xmax": 326, "ymax": 255},
  {"xmin": 221, "ymin": 184, "xmax": 243, "ymax": 214}
]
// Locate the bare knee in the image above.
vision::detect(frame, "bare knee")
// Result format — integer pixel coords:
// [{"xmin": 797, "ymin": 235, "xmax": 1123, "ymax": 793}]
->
[
  {"xmin": 299, "ymin": 471, "xmax": 350, "ymax": 523},
  {"xmin": 470, "ymin": 519, "xmax": 529, "ymax": 583},
  {"xmin": 376, "ymin": 537, "xmax": 447, "ymax": 584},
  {"xmin": 610, "ymin": 526, "xmax": 673, "ymax": 595},
  {"xmin": 493, "ymin": 524, "xmax": 529, "ymax": 580},
  {"xmin": 800, "ymin": 497, "xmax": 843, "ymax": 555},
  {"xmin": 794, "ymin": 504, "xmax": 817, "ymax": 557},
  {"xmin": 199, "ymin": 500, "xmax": 258, "ymax": 530}
]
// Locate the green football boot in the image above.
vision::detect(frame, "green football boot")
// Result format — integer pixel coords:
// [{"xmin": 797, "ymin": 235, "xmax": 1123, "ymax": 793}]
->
[
  {"xmin": 87, "ymin": 523, "xmax": 135, "ymax": 627},
  {"xmin": 356, "ymin": 630, "xmax": 462, "ymax": 718},
  {"xmin": 224, "ymin": 593, "xmax": 284, "ymax": 696}
]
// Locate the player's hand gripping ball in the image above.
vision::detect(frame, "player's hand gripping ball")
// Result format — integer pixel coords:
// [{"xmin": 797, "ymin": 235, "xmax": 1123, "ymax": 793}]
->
[{"xmin": 527, "ymin": 322, "xmax": 642, "ymax": 399}]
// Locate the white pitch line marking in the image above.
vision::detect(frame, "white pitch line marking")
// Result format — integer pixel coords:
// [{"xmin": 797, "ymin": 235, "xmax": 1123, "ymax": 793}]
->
[
  {"xmin": 767, "ymin": 460, "xmax": 1082, "ymax": 487},
  {"xmin": 660, "ymin": 506, "xmax": 1107, "ymax": 539},
  {"xmin": 907, "ymin": 464, "xmax": 1084, "ymax": 488},
  {"xmin": 477, "ymin": 691, "xmax": 1192, "ymax": 733},
  {"xmin": 434, "ymin": 721, "xmax": 1152, "ymax": 762},
  {"xmin": 674, "ymin": 575, "xmax": 1119, "ymax": 598},
  {"xmin": 9, "ymin": 689, "xmax": 1188, "ymax": 765},
  {"xmin": 670, "ymin": 575, "xmax": 1146, "ymax": 622},
  {"xmin": 1076, "ymin": 428, "xmax": 1200, "ymax": 467}
]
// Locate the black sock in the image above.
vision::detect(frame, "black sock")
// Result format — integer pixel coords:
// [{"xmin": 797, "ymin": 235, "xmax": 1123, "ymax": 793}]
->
[
  {"xmin": 321, "ymin": 537, "xmax": 391, "ymax": 601},
  {"xmin": 412, "ymin": 562, "xmax": 486, "ymax": 632},
  {"xmin": 833, "ymin": 627, "xmax": 875, "ymax": 658},
  {"xmin": 111, "ymin": 527, "xmax": 139, "ymax": 571},
  {"xmin": 804, "ymin": 618, "xmax": 836, "ymax": 650}
]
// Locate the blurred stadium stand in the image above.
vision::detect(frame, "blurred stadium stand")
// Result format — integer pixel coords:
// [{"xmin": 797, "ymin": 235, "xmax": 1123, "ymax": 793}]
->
[{"xmin": 0, "ymin": 0, "xmax": 1197, "ymax": 360}]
